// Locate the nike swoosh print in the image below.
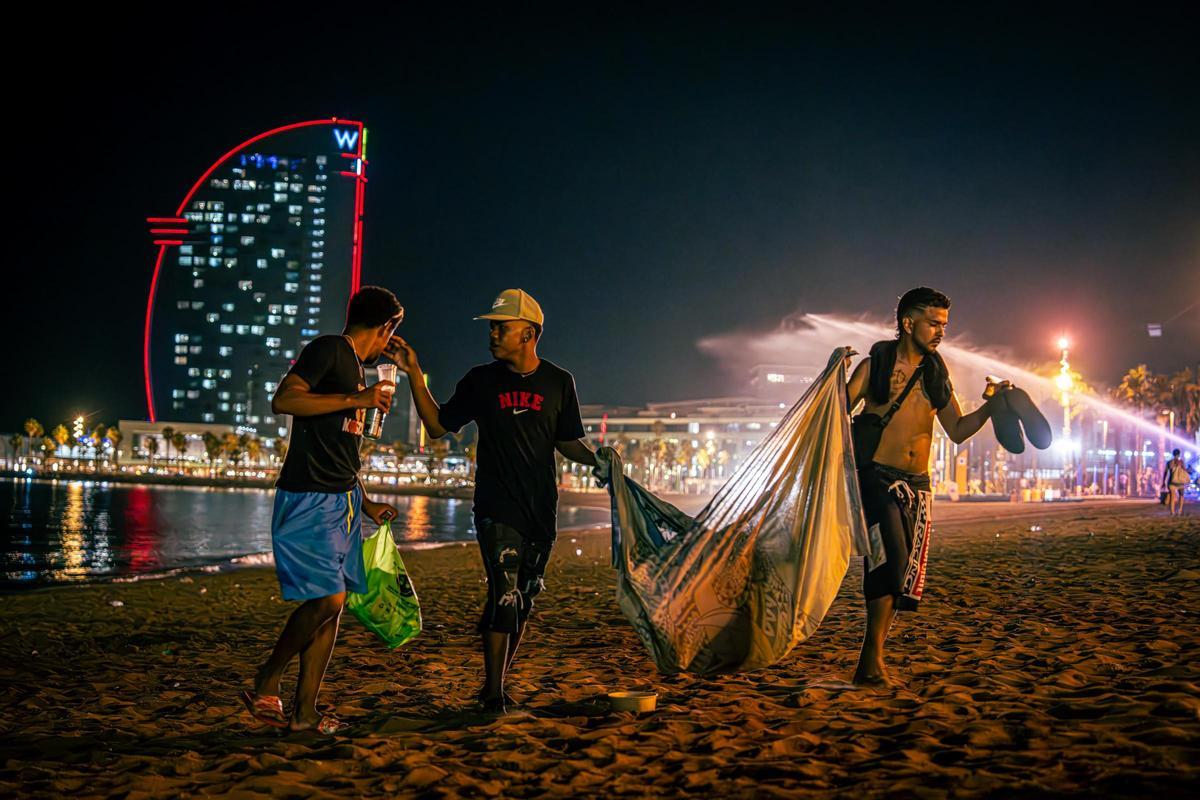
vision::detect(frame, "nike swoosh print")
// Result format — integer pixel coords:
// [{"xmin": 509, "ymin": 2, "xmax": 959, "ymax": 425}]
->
[{"xmin": 513, "ymin": 409, "xmax": 529, "ymax": 415}]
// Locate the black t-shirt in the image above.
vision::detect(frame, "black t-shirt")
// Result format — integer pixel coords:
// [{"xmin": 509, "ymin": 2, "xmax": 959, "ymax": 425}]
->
[
  {"xmin": 438, "ymin": 359, "xmax": 586, "ymax": 542},
  {"xmin": 276, "ymin": 335, "xmax": 366, "ymax": 493}
]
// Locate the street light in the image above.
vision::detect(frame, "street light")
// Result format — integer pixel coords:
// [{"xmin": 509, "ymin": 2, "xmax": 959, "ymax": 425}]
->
[{"xmin": 1056, "ymin": 336, "xmax": 1075, "ymax": 493}]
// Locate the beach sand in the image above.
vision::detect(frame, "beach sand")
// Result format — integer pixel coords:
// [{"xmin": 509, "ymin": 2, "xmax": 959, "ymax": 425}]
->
[{"xmin": 2, "ymin": 501, "xmax": 1198, "ymax": 798}]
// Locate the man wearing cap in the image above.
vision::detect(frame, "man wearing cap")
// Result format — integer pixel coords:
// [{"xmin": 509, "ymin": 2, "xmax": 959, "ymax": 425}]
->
[{"xmin": 388, "ymin": 289, "xmax": 596, "ymax": 712}]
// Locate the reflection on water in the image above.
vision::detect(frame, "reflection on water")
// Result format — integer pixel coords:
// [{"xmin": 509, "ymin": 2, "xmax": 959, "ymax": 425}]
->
[{"xmin": 1, "ymin": 478, "xmax": 609, "ymax": 589}]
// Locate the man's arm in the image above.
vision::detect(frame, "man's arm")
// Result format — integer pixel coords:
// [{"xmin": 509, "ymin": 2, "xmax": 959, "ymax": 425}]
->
[
  {"xmin": 556, "ymin": 438, "xmax": 597, "ymax": 467},
  {"xmin": 385, "ymin": 335, "xmax": 450, "ymax": 439},
  {"xmin": 936, "ymin": 391, "xmax": 992, "ymax": 444},
  {"xmin": 272, "ymin": 374, "xmax": 391, "ymax": 417}
]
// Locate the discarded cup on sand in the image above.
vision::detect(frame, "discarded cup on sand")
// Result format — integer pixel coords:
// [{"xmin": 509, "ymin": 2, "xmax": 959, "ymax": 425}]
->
[{"xmin": 608, "ymin": 691, "xmax": 657, "ymax": 713}]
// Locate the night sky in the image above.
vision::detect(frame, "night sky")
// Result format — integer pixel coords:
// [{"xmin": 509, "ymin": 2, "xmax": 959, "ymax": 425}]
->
[{"xmin": 9, "ymin": 10, "xmax": 1198, "ymax": 431}]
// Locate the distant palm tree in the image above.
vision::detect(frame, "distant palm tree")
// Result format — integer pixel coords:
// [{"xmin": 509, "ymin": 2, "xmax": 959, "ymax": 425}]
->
[
  {"xmin": 1112, "ymin": 365, "xmax": 1159, "ymax": 479},
  {"xmin": 221, "ymin": 432, "xmax": 240, "ymax": 469},
  {"xmin": 91, "ymin": 425, "xmax": 108, "ymax": 465},
  {"xmin": 23, "ymin": 418, "xmax": 43, "ymax": 460},
  {"xmin": 172, "ymin": 432, "xmax": 188, "ymax": 470},
  {"xmin": 161, "ymin": 426, "xmax": 176, "ymax": 463},
  {"xmin": 40, "ymin": 436, "xmax": 57, "ymax": 468},
  {"xmin": 51, "ymin": 424, "xmax": 70, "ymax": 452},
  {"xmin": 8, "ymin": 433, "xmax": 22, "ymax": 468},
  {"xmin": 145, "ymin": 436, "xmax": 160, "ymax": 467},
  {"xmin": 107, "ymin": 427, "xmax": 122, "ymax": 466},
  {"xmin": 202, "ymin": 432, "xmax": 223, "ymax": 477},
  {"xmin": 1163, "ymin": 368, "xmax": 1198, "ymax": 437}
]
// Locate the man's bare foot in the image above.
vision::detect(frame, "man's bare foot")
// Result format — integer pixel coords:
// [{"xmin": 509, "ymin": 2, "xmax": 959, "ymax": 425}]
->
[
  {"xmin": 852, "ymin": 663, "xmax": 895, "ymax": 687},
  {"xmin": 478, "ymin": 694, "xmax": 507, "ymax": 714},
  {"xmin": 254, "ymin": 664, "xmax": 282, "ymax": 699},
  {"xmin": 477, "ymin": 686, "xmax": 517, "ymax": 706}
]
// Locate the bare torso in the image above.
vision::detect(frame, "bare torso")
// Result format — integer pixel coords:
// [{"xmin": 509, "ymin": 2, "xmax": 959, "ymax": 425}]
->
[{"xmin": 856, "ymin": 358, "xmax": 937, "ymax": 474}]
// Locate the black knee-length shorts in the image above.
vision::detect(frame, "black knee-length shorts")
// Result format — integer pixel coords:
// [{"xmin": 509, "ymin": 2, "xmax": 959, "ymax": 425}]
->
[{"xmin": 475, "ymin": 517, "xmax": 553, "ymax": 634}]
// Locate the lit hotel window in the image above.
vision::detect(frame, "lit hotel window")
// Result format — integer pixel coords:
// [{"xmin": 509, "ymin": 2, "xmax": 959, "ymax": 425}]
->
[
  {"xmin": 222, "ymin": 303, "xmax": 234, "ymax": 312},
  {"xmin": 220, "ymin": 324, "xmax": 233, "ymax": 334},
  {"xmin": 274, "ymin": 193, "xmax": 287, "ymax": 202},
  {"xmin": 271, "ymin": 248, "xmax": 286, "ymax": 258},
  {"xmin": 174, "ymin": 356, "xmax": 187, "ymax": 365},
  {"xmin": 206, "ymin": 313, "xmax": 219, "ymax": 323},
  {"xmin": 238, "ymin": 280, "xmax": 253, "ymax": 291},
  {"xmin": 240, "ymin": 235, "xmax": 255, "ymax": 246},
  {"xmin": 219, "ymin": 346, "xmax": 232, "ymax": 357}
]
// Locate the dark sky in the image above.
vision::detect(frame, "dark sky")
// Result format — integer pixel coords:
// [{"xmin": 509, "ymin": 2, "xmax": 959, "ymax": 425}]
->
[{"xmin": 9, "ymin": 9, "xmax": 1198, "ymax": 431}]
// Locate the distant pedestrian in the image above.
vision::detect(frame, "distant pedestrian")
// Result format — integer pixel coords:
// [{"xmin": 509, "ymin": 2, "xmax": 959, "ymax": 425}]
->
[{"xmin": 1163, "ymin": 449, "xmax": 1192, "ymax": 517}]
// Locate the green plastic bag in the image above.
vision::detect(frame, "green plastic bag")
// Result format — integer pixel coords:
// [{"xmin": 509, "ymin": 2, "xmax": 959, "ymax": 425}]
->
[{"xmin": 347, "ymin": 521, "xmax": 422, "ymax": 648}]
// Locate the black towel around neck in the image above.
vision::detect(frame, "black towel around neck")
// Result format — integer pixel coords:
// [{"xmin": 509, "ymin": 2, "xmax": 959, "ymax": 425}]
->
[{"xmin": 866, "ymin": 340, "xmax": 953, "ymax": 411}]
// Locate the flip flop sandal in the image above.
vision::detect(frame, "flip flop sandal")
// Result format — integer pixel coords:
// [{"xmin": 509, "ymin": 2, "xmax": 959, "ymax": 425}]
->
[
  {"xmin": 315, "ymin": 715, "xmax": 348, "ymax": 735},
  {"xmin": 988, "ymin": 392, "xmax": 1026, "ymax": 454},
  {"xmin": 1004, "ymin": 386, "xmax": 1053, "ymax": 450},
  {"xmin": 239, "ymin": 690, "xmax": 289, "ymax": 729}
]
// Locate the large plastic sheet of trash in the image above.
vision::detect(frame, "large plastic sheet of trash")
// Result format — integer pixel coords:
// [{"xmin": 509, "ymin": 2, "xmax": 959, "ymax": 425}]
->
[{"xmin": 593, "ymin": 347, "xmax": 877, "ymax": 674}]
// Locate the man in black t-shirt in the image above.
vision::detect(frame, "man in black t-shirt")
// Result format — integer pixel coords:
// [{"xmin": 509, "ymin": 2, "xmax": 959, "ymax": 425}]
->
[
  {"xmin": 241, "ymin": 286, "xmax": 401, "ymax": 734},
  {"xmin": 388, "ymin": 289, "xmax": 596, "ymax": 713}
]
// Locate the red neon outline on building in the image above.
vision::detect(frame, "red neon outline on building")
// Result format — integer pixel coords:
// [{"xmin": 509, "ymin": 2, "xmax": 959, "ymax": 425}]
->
[
  {"xmin": 143, "ymin": 245, "xmax": 168, "ymax": 422},
  {"xmin": 152, "ymin": 240, "xmax": 184, "ymax": 246},
  {"xmin": 149, "ymin": 228, "xmax": 189, "ymax": 235},
  {"xmin": 143, "ymin": 118, "xmax": 365, "ymax": 421}
]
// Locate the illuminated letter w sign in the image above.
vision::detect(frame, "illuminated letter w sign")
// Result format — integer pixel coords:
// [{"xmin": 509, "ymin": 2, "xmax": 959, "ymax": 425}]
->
[{"xmin": 333, "ymin": 128, "xmax": 360, "ymax": 151}]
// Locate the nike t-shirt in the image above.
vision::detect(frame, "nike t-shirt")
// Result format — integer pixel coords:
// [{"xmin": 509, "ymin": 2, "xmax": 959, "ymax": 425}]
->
[
  {"xmin": 438, "ymin": 359, "xmax": 586, "ymax": 542},
  {"xmin": 276, "ymin": 335, "xmax": 367, "ymax": 493}
]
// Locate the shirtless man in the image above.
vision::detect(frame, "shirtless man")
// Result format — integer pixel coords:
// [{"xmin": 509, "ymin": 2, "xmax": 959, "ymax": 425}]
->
[{"xmin": 845, "ymin": 287, "xmax": 997, "ymax": 685}]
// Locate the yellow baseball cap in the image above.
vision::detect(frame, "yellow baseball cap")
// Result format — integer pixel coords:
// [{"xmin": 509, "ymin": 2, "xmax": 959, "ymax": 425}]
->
[{"xmin": 474, "ymin": 288, "xmax": 544, "ymax": 326}]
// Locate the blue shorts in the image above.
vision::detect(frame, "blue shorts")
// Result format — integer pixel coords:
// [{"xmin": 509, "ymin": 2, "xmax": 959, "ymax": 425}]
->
[{"xmin": 272, "ymin": 486, "xmax": 367, "ymax": 601}]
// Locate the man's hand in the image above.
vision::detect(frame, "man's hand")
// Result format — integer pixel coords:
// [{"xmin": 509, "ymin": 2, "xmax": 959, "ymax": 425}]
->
[
  {"xmin": 350, "ymin": 384, "xmax": 395, "ymax": 412},
  {"xmin": 982, "ymin": 378, "xmax": 1013, "ymax": 401},
  {"xmin": 384, "ymin": 335, "xmax": 421, "ymax": 376},
  {"xmin": 363, "ymin": 499, "xmax": 398, "ymax": 525}
]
